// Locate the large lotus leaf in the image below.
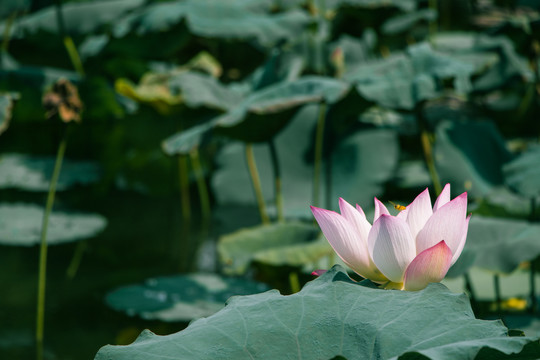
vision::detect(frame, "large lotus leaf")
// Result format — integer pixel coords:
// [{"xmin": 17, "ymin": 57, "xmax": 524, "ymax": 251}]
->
[
  {"xmin": 0, "ymin": 93, "xmax": 17, "ymax": 136},
  {"xmin": 433, "ymin": 120, "xmax": 513, "ymax": 198},
  {"xmin": 381, "ymin": 8, "xmax": 437, "ymax": 35},
  {"xmin": 161, "ymin": 121, "xmax": 215, "ymax": 156},
  {"xmin": 0, "ymin": 153, "xmax": 101, "ymax": 191},
  {"xmin": 503, "ymin": 145, "xmax": 540, "ymax": 198},
  {"xmin": 218, "ymin": 222, "xmax": 320, "ymax": 275},
  {"xmin": 432, "ymin": 32, "xmax": 533, "ymax": 91},
  {"xmin": 0, "ymin": 0, "xmax": 145, "ymax": 39},
  {"xmin": 329, "ymin": 0, "xmax": 417, "ymax": 12},
  {"xmin": 448, "ymin": 215, "xmax": 540, "ymax": 277},
  {"xmin": 0, "ymin": 203, "xmax": 107, "ymax": 246},
  {"xmin": 214, "ymin": 76, "xmax": 351, "ymax": 142},
  {"xmin": 106, "ymin": 273, "xmax": 270, "ymax": 322},
  {"xmin": 113, "ymin": 0, "xmax": 311, "ymax": 47},
  {"xmin": 347, "ymin": 43, "xmax": 475, "ymax": 110},
  {"xmin": 94, "ymin": 265, "xmax": 540, "ymax": 360}
]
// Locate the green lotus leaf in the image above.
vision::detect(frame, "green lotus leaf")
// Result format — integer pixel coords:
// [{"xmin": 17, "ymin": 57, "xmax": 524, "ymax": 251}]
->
[
  {"xmin": 0, "ymin": 153, "xmax": 101, "ymax": 191},
  {"xmin": 0, "ymin": 0, "xmax": 145, "ymax": 39},
  {"xmin": 106, "ymin": 273, "xmax": 270, "ymax": 322},
  {"xmin": 503, "ymin": 145, "xmax": 540, "ymax": 198},
  {"xmin": 95, "ymin": 265, "xmax": 540, "ymax": 360},
  {"xmin": 218, "ymin": 222, "xmax": 320, "ymax": 275},
  {"xmin": 433, "ymin": 120, "xmax": 513, "ymax": 198},
  {"xmin": 0, "ymin": 203, "xmax": 107, "ymax": 246}
]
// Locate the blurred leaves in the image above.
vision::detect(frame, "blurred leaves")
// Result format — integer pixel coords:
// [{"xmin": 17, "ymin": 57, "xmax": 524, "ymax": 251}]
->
[
  {"xmin": 0, "ymin": 92, "xmax": 18, "ymax": 136},
  {"xmin": 0, "ymin": 203, "xmax": 106, "ymax": 246},
  {"xmin": 0, "ymin": 153, "xmax": 101, "ymax": 191},
  {"xmin": 106, "ymin": 273, "xmax": 270, "ymax": 322}
]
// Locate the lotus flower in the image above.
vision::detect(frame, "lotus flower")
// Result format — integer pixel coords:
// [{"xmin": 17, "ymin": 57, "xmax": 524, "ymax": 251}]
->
[{"xmin": 310, "ymin": 184, "xmax": 470, "ymax": 291}]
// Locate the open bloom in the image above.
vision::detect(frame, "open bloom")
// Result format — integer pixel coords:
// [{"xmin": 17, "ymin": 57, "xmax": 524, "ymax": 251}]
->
[{"xmin": 310, "ymin": 184, "xmax": 470, "ymax": 291}]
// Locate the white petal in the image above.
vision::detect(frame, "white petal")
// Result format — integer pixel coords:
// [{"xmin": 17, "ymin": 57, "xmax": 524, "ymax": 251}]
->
[
  {"xmin": 433, "ymin": 183, "xmax": 451, "ymax": 212},
  {"xmin": 374, "ymin": 197, "xmax": 390, "ymax": 223},
  {"xmin": 416, "ymin": 192, "xmax": 468, "ymax": 255},
  {"xmin": 311, "ymin": 206, "xmax": 386, "ymax": 281},
  {"xmin": 368, "ymin": 215, "xmax": 416, "ymax": 283},
  {"xmin": 339, "ymin": 198, "xmax": 371, "ymax": 245},
  {"xmin": 405, "ymin": 188, "xmax": 433, "ymax": 241},
  {"xmin": 451, "ymin": 214, "xmax": 471, "ymax": 265}
]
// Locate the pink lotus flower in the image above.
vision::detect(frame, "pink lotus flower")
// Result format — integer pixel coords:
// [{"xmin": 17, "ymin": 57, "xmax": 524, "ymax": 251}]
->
[{"xmin": 310, "ymin": 184, "xmax": 470, "ymax": 291}]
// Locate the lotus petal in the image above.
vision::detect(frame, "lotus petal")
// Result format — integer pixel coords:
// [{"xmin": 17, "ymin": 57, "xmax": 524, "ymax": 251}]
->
[
  {"xmin": 368, "ymin": 215, "xmax": 416, "ymax": 283},
  {"xmin": 404, "ymin": 241, "xmax": 453, "ymax": 291}
]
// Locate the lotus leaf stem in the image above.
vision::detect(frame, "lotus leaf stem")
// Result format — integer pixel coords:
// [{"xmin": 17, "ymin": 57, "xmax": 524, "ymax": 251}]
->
[
  {"xmin": 189, "ymin": 148, "xmax": 211, "ymax": 220},
  {"xmin": 268, "ymin": 140, "xmax": 284, "ymax": 222},
  {"xmin": 313, "ymin": 102, "xmax": 327, "ymax": 207},
  {"xmin": 36, "ymin": 125, "xmax": 69, "ymax": 360},
  {"xmin": 178, "ymin": 155, "xmax": 191, "ymax": 222},
  {"xmin": 245, "ymin": 143, "xmax": 270, "ymax": 225}
]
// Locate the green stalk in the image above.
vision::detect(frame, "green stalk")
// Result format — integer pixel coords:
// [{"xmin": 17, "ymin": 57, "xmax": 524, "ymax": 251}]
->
[
  {"xmin": 189, "ymin": 148, "xmax": 211, "ymax": 220},
  {"xmin": 2, "ymin": 12, "xmax": 16, "ymax": 53},
  {"xmin": 289, "ymin": 272, "xmax": 301, "ymax": 293},
  {"xmin": 178, "ymin": 155, "xmax": 191, "ymax": 222},
  {"xmin": 313, "ymin": 103, "xmax": 327, "ymax": 207},
  {"xmin": 420, "ymin": 131, "xmax": 442, "ymax": 195},
  {"xmin": 428, "ymin": 0, "xmax": 438, "ymax": 44},
  {"xmin": 268, "ymin": 140, "xmax": 284, "ymax": 222},
  {"xmin": 464, "ymin": 272, "xmax": 478, "ymax": 309},
  {"xmin": 529, "ymin": 197, "xmax": 537, "ymax": 313},
  {"xmin": 66, "ymin": 240, "xmax": 87, "ymax": 279},
  {"xmin": 494, "ymin": 274, "xmax": 502, "ymax": 314},
  {"xmin": 36, "ymin": 125, "xmax": 69, "ymax": 360},
  {"xmin": 245, "ymin": 143, "xmax": 270, "ymax": 225},
  {"xmin": 55, "ymin": 0, "xmax": 84, "ymax": 76}
]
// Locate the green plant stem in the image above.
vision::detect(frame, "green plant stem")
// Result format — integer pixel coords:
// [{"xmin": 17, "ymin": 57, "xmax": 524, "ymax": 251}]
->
[
  {"xmin": 529, "ymin": 197, "xmax": 537, "ymax": 313},
  {"xmin": 189, "ymin": 148, "xmax": 211, "ymax": 220},
  {"xmin": 66, "ymin": 240, "xmax": 87, "ymax": 279},
  {"xmin": 464, "ymin": 272, "xmax": 478, "ymax": 307},
  {"xmin": 289, "ymin": 272, "xmax": 301, "ymax": 293},
  {"xmin": 494, "ymin": 274, "xmax": 502, "ymax": 313},
  {"xmin": 178, "ymin": 155, "xmax": 191, "ymax": 222},
  {"xmin": 420, "ymin": 131, "xmax": 442, "ymax": 195},
  {"xmin": 2, "ymin": 12, "xmax": 16, "ymax": 53},
  {"xmin": 428, "ymin": 0, "xmax": 438, "ymax": 44},
  {"xmin": 268, "ymin": 140, "xmax": 284, "ymax": 222},
  {"xmin": 55, "ymin": 0, "xmax": 84, "ymax": 76},
  {"xmin": 36, "ymin": 126, "xmax": 69, "ymax": 360},
  {"xmin": 313, "ymin": 102, "xmax": 326, "ymax": 207},
  {"xmin": 245, "ymin": 143, "xmax": 270, "ymax": 225}
]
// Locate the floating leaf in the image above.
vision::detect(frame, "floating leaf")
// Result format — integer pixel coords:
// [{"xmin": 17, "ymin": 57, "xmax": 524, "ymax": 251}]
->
[
  {"xmin": 0, "ymin": 153, "xmax": 101, "ymax": 191},
  {"xmin": 218, "ymin": 222, "xmax": 320, "ymax": 275},
  {"xmin": 106, "ymin": 273, "xmax": 270, "ymax": 322},
  {"xmin": 95, "ymin": 265, "xmax": 540, "ymax": 360},
  {"xmin": 503, "ymin": 145, "xmax": 540, "ymax": 198},
  {"xmin": 433, "ymin": 120, "xmax": 513, "ymax": 198},
  {"xmin": 0, "ymin": 203, "xmax": 106, "ymax": 246}
]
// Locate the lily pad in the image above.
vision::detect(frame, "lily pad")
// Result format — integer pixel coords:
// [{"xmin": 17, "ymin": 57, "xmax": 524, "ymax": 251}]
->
[
  {"xmin": 106, "ymin": 273, "xmax": 270, "ymax": 322},
  {"xmin": 218, "ymin": 222, "xmax": 320, "ymax": 275},
  {"xmin": 0, "ymin": 203, "xmax": 107, "ymax": 246},
  {"xmin": 95, "ymin": 265, "xmax": 540, "ymax": 360},
  {"xmin": 0, "ymin": 153, "xmax": 101, "ymax": 191}
]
